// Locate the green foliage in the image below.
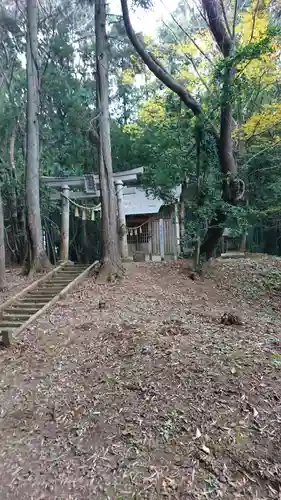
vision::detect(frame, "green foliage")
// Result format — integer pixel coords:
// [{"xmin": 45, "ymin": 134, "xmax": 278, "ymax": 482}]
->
[{"xmin": 214, "ymin": 30, "xmax": 278, "ymax": 81}]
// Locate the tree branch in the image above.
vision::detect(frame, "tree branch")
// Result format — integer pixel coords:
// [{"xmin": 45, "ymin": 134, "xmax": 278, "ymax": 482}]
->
[
  {"xmin": 202, "ymin": 0, "xmax": 233, "ymax": 56},
  {"xmin": 243, "ymin": 139, "xmax": 281, "ymax": 169},
  {"xmin": 160, "ymin": 0, "xmax": 214, "ymax": 66},
  {"xmin": 203, "ymin": 0, "xmax": 238, "ymax": 182},
  {"xmin": 120, "ymin": 0, "xmax": 202, "ymax": 116},
  {"xmin": 161, "ymin": 19, "xmax": 212, "ymax": 94},
  {"xmin": 219, "ymin": 0, "xmax": 232, "ymax": 39},
  {"xmin": 232, "ymin": 0, "xmax": 238, "ymax": 36},
  {"xmin": 249, "ymin": 0, "xmax": 260, "ymax": 43}
]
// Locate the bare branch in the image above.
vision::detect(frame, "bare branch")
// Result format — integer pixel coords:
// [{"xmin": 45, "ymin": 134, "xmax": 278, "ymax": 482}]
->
[
  {"xmin": 160, "ymin": 0, "xmax": 214, "ymax": 66},
  {"xmin": 1, "ymin": 41, "xmax": 10, "ymax": 67},
  {"xmin": 161, "ymin": 19, "xmax": 212, "ymax": 94},
  {"xmin": 219, "ymin": 0, "xmax": 232, "ymax": 38},
  {"xmin": 249, "ymin": 0, "xmax": 260, "ymax": 43},
  {"xmin": 120, "ymin": 0, "xmax": 202, "ymax": 116},
  {"xmin": 244, "ymin": 139, "xmax": 281, "ymax": 170},
  {"xmin": 0, "ymin": 74, "xmax": 5, "ymax": 91},
  {"xmin": 232, "ymin": 0, "xmax": 238, "ymax": 36}
]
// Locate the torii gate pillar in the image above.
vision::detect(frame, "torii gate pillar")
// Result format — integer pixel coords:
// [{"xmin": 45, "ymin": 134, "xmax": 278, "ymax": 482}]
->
[
  {"xmin": 115, "ymin": 179, "xmax": 128, "ymax": 259},
  {"xmin": 60, "ymin": 184, "xmax": 70, "ymax": 261}
]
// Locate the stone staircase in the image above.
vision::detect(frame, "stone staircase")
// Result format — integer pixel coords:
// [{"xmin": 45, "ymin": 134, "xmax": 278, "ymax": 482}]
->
[{"xmin": 0, "ymin": 262, "xmax": 97, "ymax": 346}]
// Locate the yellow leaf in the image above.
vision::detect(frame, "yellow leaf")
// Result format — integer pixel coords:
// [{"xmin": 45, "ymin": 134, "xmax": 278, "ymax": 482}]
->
[
  {"xmin": 120, "ymin": 68, "xmax": 135, "ymax": 85},
  {"xmin": 139, "ymin": 97, "xmax": 166, "ymax": 124}
]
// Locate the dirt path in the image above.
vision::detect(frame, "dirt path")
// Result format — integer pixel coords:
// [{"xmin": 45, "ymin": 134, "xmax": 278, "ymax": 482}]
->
[{"xmin": 0, "ymin": 262, "xmax": 280, "ymax": 499}]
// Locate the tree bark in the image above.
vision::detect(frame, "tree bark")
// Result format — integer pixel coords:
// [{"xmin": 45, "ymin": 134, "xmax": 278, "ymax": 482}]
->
[
  {"xmin": 0, "ymin": 187, "xmax": 5, "ymax": 291},
  {"xmin": 26, "ymin": 0, "xmax": 51, "ymax": 273},
  {"xmin": 95, "ymin": 0, "xmax": 122, "ymax": 278},
  {"xmin": 9, "ymin": 124, "xmax": 20, "ymax": 263}
]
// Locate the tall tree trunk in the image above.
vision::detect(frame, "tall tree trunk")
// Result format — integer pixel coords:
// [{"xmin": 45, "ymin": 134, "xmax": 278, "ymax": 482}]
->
[
  {"xmin": 200, "ymin": 68, "xmax": 235, "ymax": 258},
  {"xmin": 9, "ymin": 125, "xmax": 20, "ymax": 263},
  {"xmin": 95, "ymin": 0, "xmax": 122, "ymax": 278},
  {"xmin": 0, "ymin": 187, "xmax": 5, "ymax": 291},
  {"xmin": 26, "ymin": 0, "xmax": 51, "ymax": 273}
]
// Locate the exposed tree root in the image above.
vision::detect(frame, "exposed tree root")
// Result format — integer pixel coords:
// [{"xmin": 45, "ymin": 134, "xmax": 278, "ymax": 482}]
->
[
  {"xmin": 200, "ymin": 210, "xmax": 227, "ymax": 260},
  {"xmin": 23, "ymin": 251, "xmax": 52, "ymax": 277},
  {"xmin": 96, "ymin": 260, "xmax": 125, "ymax": 284}
]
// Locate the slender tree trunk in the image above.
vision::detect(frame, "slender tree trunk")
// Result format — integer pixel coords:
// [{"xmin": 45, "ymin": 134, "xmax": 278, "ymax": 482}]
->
[
  {"xmin": 9, "ymin": 125, "xmax": 20, "ymax": 263},
  {"xmin": 25, "ymin": 0, "xmax": 51, "ymax": 273},
  {"xmin": 82, "ymin": 218, "xmax": 89, "ymax": 264},
  {"xmin": 9, "ymin": 125, "xmax": 18, "ymax": 221},
  {"xmin": 95, "ymin": 0, "xmax": 122, "ymax": 278},
  {"xmin": 0, "ymin": 187, "xmax": 5, "ymax": 291},
  {"xmin": 200, "ymin": 67, "xmax": 236, "ymax": 258}
]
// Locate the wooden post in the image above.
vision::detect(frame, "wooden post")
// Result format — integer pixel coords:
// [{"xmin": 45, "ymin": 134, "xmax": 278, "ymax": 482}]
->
[
  {"xmin": 148, "ymin": 219, "xmax": 152, "ymax": 261},
  {"xmin": 174, "ymin": 204, "xmax": 180, "ymax": 260},
  {"xmin": 194, "ymin": 235, "xmax": 200, "ymax": 268},
  {"xmin": 60, "ymin": 184, "xmax": 70, "ymax": 261},
  {"xmin": 159, "ymin": 218, "xmax": 165, "ymax": 261},
  {"xmin": 179, "ymin": 200, "xmax": 185, "ymax": 255},
  {"xmin": 240, "ymin": 230, "xmax": 247, "ymax": 252},
  {"xmin": 115, "ymin": 179, "xmax": 128, "ymax": 259}
]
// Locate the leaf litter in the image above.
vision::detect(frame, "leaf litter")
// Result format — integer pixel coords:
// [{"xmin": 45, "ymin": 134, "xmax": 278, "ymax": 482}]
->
[{"xmin": 0, "ymin": 257, "xmax": 281, "ymax": 499}]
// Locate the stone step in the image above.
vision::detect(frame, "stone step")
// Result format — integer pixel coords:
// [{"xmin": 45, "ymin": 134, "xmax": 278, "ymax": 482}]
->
[
  {"xmin": 40, "ymin": 285, "xmax": 69, "ymax": 290},
  {"xmin": 58, "ymin": 268, "xmax": 86, "ymax": 278},
  {"xmin": 46, "ymin": 280, "xmax": 72, "ymax": 284},
  {"xmin": 42, "ymin": 285, "xmax": 67, "ymax": 292},
  {"xmin": 6, "ymin": 311, "xmax": 37, "ymax": 317},
  {"xmin": 26, "ymin": 296, "xmax": 54, "ymax": 300},
  {"xmin": 25, "ymin": 292, "xmax": 54, "ymax": 302},
  {"xmin": 53, "ymin": 274, "xmax": 75, "ymax": 277},
  {"xmin": 60, "ymin": 266, "xmax": 82, "ymax": 270},
  {"xmin": 14, "ymin": 302, "xmax": 46, "ymax": 315},
  {"xmin": 42, "ymin": 287, "xmax": 64, "ymax": 292},
  {"xmin": 49, "ymin": 276, "xmax": 73, "ymax": 280},
  {"xmin": 0, "ymin": 321, "xmax": 23, "ymax": 328},
  {"xmin": 54, "ymin": 276, "xmax": 80, "ymax": 281},
  {"xmin": 61, "ymin": 270, "xmax": 79, "ymax": 273},
  {"xmin": 60, "ymin": 268, "xmax": 85, "ymax": 271},
  {"xmin": 3, "ymin": 313, "xmax": 30, "ymax": 320},
  {"xmin": 67, "ymin": 269, "xmax": 87, "ymax": 273},
  {"xmin": 8, "ymin": 305, "xmax": 40, "ymax": 311},
  {"xmin": 60, "ymin": 268, "xmax": 86, "ymax": 273},
  {"xmin": 55, "ymin": 273, "xmax": 80, "ymax": 281},
  {"xmin": 29, "ymin": 295, "xmax": 54, "ymax": 299},
  {"xmin": 36, "ymin": 292, "xmax": 62, "ymax": 296},
  {"xmin": 20, "ymin": 297, "xmax": 48, "ymax": 301},
  {"xmin": 68, "ymin": 265, "xmax": 87, "ymax": 268},
  {"xmin": 44, "ymin": 282, "xmax": 68, "ymax": 286},
  {"xmin": 19, "ymin": 300, "xmax": 49, "ymax": 305}
]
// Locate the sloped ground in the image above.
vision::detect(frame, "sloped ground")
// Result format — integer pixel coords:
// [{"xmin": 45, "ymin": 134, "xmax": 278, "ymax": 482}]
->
[
  {"xmin": 0, "ymin": 267, "xmax": 35, "ymax": 304},
  {"xmin": 0, "ymin": 258, "xmax": 281, "ymax": 499}
]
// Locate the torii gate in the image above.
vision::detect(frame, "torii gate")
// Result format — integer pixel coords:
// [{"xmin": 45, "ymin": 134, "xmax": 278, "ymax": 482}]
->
[{"xmin": 42, "ymin": 167, "xmax": 143, "ymax": 262}]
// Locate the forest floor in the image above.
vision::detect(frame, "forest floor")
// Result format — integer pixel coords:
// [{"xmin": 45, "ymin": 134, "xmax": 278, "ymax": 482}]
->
[
  {"xmin": 0, "ymin": 256, "xmax": 281, "ymax": 499},
  {"xmin": 0, "ymin": 266, "xmax": 35, "ymax": 303}
]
